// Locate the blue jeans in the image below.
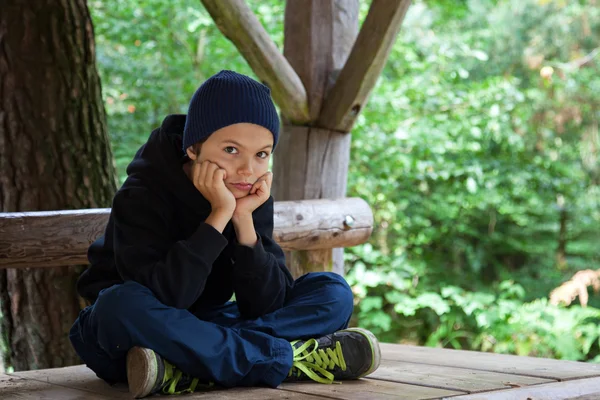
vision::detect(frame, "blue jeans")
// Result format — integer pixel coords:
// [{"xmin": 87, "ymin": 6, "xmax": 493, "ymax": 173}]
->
[{"xmin": 69, "ymin": 272, "xmax": 353, "ymax": 388}]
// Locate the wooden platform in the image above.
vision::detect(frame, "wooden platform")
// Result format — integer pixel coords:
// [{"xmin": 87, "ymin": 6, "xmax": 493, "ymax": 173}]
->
[{"xmin": 2, "ymin": 343, "xmax": 600, "ymax": 400}]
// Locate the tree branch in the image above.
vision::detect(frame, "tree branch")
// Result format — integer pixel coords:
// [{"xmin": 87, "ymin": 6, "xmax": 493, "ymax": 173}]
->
[
  {"xmin": 199, "ymin": 0, "xmax": 310, "ymax": 123},
  {"xmin": 317, "ymin": 0, "xmax": 411, "ymax": 132},
  {"xmin": 555, "ymin": 47, "xmax": 600, "ymax": 70}
]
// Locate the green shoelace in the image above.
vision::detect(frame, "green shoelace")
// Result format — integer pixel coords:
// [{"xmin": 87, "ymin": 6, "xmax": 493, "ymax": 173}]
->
[
  {"xmin": 160, "ymin": 360, "xmax": 212, "ymax": 395},
  {"xmin": 289, "ymin": 338, "xmax": 347, "ymax": 384}
]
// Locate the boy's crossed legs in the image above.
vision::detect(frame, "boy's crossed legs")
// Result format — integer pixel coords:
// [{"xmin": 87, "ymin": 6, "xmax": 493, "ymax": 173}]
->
[{"xmin": 69, "ymin": 272, "xmax": 380, "ymax": 398}]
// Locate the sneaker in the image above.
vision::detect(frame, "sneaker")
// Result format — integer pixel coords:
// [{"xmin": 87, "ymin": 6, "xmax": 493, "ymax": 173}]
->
[
  {"xmin": 285, "ymin": 328, "xmax": 381, "ymax": 384},
  {"xmin": 126, "ymin": 346, "xmax": 211, "ymax": 398}
]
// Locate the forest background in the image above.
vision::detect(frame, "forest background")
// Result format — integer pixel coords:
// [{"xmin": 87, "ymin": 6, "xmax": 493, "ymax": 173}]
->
[{"xmin": 90, "ymin": 0, "xmax": 600, "ymax": 362}]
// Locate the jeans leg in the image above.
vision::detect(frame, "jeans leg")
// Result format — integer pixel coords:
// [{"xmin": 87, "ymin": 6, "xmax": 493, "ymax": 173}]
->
[
  {"xmin": 211, "ymin": 272, "xmax": 354, "ymax": 341},
  {"xmin": 70, "ymin": 304, "xmax": 127, "ymax": 384},
  {"xmin": 69, "ymin": 281, "xmax": 292, "ymax": 388}
]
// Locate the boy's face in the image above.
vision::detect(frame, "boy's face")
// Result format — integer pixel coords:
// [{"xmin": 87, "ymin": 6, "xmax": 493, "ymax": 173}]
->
[{"xmin": 190, "ymin": 123, "xmax": 273, "ymax": 199}]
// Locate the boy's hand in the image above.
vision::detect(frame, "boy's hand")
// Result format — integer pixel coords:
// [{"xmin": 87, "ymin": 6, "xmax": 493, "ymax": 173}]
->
[
  {"xmin": 234, "ymin": 171, "xmax": 273, "ymax": 218},
  {"xmin": 192, "ymin": 160, "xmax": 236, "ymax": 219}
]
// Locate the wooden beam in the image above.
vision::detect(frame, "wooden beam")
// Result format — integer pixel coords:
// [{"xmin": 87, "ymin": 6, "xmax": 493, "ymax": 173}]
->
[
  {"xmin": 283, "ymin": 0, "xmax": 358, "ymax": 121},
  {"xmin": 317, "ymin": 0, "xmax": 411, "ymax": 132},
  {"xmin": 199, "ymin": 0, "xmax": 310, "ymax": 124},
  {"xmin": 0, "ymin": 198, "xmax": 373, "ymax": 269}
]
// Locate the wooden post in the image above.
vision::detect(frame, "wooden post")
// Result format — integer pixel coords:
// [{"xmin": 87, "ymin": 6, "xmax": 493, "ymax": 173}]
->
[{"xmin": 272, "ymin": 0, "xmax": 359, "ymax": 277}]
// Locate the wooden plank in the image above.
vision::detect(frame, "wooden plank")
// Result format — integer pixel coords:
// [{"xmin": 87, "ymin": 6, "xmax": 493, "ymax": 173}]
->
[
  {"xmin": 0, "ymin": 198, "xmax": 373, "ymax": 269},
  {"xmin": 186, "ymin": 388, "xmax": 329, "ymax": 399},
  {"xmin": 185, "ymin": 388, "xmax": 329, "ymax": 399},
  {"xmin": 10, "ymin": 366, "xmax": 129, "ymax": 399},
  {"xmin": 199, "ymin": 0, "xmax": 310, "ymax": 124},
  {"xmin": 381, "ymin": 343, "xmax": 600, "ymax": 380},
  {"xmin": 8, "ymin": 365, "xmax": 329, "ymax": 399},
  {"xmin": 446, "ymin": 376, "xmax": 600, "ymax": 400},
  {"xmin": 369, "ymin": 359, "xmax": 554, "ymax": 393},
  {"xmin": 569, "ymin": 392, "xmax": 600, "ymax": 400},
  {"xmin": 317, "ymin": 0, "xmax": 411, "ymax": 132},
  {"xmin": 0, "ymin": 372, "xmax": 113, "ymax": 399},
  {"xmin": 280, "ymin": 378, "xmax": 465, "ymax": 400}
]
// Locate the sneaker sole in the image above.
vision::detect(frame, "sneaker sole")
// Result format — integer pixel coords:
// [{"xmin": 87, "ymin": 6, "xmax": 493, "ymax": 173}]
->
[
  {"xmin": 340, "ymin": 327, "xmax": 382, "ymax": 378},
  {"xmin": 127, "ymin": 347, "xmax": 158, "ymax": 398}
]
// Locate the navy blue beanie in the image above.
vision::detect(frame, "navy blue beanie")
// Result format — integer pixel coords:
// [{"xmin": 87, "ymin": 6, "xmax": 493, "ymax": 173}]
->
[{"xmin": 182, "ymin": 70, "xmax": 280, "ymax": 151}]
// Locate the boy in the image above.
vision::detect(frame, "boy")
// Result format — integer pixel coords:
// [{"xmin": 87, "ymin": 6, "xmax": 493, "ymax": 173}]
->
[{"xmin": 70, "ymin": 70, "xmax": 381, "ymax": 398}]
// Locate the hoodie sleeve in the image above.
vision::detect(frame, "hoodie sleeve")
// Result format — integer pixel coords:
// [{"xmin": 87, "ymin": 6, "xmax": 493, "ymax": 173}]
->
[
  {"xmin": 231, "ymin": 197, "xmax": 294, "ymax": 319},
  {"xmin": 112, "ymin": 187, "xmax": 228, "ymax": 309}
]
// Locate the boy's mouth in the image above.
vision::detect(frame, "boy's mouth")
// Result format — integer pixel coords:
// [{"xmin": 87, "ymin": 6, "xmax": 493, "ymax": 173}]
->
[{"xmin": 230, "ymin": 182, "xmax": 252, "ymax": 191}]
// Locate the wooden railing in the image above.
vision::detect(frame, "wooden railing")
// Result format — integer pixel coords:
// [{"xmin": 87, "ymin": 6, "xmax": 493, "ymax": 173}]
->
[{"xmin": 0, "ymin": 198, "xmax": 373, "ymax": 269}]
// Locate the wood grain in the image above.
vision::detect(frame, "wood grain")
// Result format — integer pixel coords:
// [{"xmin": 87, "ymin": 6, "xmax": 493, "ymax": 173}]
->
[
  {"xmin": 370, "ymin": 359, "xmax": 554, "ymax": 393},
  {"xmin": 9, "ymin": 366, "xmax": 130, "ymax": 399},
  {"xmin": 0, "ymin": 209, "xmax": 109, "ymax": 269},
  {"xmin": 317, "ymin": 0, "xmax": 411, "ymax": 132},
  {"xmin": 280, "ymin": 377, "xmax": 465, "ymax": 400},
  {"xmin": 3, "ymin": 345, "xmax": 600, "ymax": 400},
  {"xmin": 9, "ymin": 365, "xmax": 333, "ymax": 399},
  {"xmin": 569, "ymin": 392, "xmax": 600, "ymax": 400},
  {"xmin": 446, "ymin": 376, "xmax": 600, "ymax": 400},
  {"xmin": 0, "ymin": 372, "xmax": 113, "ymax": 400},
  {"xmin": 283, "ymin": 0, "xmax": 359, "ymax": 121},
  {"xmin": 199, "ymin": 0, "xmax": 310, "ymax": 124},
  {"xmin": 0, "ymin": 198, "xmax": 373, "ymax": 269},
  {"xmin": 273, "ymin": 126, "xmax": 352, "ymax": 276},
  {"xmin": 273, "ymin": 0, "xmax": 359, "ymax": 277},
  {"xmin": 380, "ymin": 343, "xmax": 600, "ymax": 380},
  {"xmin": 274, "ymin": 197, "xmax": 373, "ymax": 250}
]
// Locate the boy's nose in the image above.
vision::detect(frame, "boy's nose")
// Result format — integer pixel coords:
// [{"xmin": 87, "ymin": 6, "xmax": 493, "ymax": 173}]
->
[{"xmin": 238, "ymin": 161, "xmax": 253, "ymax": 176}]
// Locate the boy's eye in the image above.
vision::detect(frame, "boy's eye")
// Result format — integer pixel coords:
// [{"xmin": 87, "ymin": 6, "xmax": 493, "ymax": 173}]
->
[
  {"xmin": 257, "ymin": 151, "xmax": 269, "ymax": 159},
  {"xmin": 224, "ymin": 146, "xmax": 238, "ymax": 154}
]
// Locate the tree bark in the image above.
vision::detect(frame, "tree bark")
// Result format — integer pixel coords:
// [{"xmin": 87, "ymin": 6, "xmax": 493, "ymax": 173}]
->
[
  {"xmin": 0, "ymin": 0, "xmax": 117, "ymax": 371},
  {"xmin": 556, "ymin": 206, "xmax": 568, "ymax": 270},
  {"xmin": 273, "ymin": 0, "xmax": 359, "ymax": 277}
]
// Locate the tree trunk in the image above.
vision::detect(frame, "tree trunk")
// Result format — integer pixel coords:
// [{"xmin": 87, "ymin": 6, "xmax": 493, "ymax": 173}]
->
[
  {"xmin": 273, "ymin": 0, "xmax": 359, "ymax": 277},
  {"xmin": 556, "ymin": 206, "xmax": 568, "ymax": 270},
  {"xmin": 0, "ymin": 0, "xmax": 117, "ymax": 371}
]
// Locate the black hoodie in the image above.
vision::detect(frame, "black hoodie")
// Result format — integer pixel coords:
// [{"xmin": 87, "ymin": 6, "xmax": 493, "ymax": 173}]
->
[{"xmin": 76, "ymin": 114, "xmax": 294, "ymax": 319}]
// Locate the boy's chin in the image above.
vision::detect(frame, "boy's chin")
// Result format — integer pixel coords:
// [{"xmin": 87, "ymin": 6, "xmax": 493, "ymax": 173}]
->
[{"xmin": 230, "ymin": 189, "xmax": 251, "ymax": 199}]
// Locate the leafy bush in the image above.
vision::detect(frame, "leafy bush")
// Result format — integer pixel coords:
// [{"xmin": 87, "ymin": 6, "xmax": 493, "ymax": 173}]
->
[
  {"xmin": 347, "ymin": 245, "xmax": 600, "ymax": 361},
  {"xmin": 345, "ymin": 0, "xmax": 600, "ymax": 361}
]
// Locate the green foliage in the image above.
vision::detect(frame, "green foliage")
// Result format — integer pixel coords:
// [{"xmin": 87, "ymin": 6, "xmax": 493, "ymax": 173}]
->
[
  {"xmin": 90, "ymin": 0, "xmax": 600, "ymax": 362},
  {"xmin": 345, "ymin": 0, "xmax": 600, "ymax": 361},
  {"xmin": 90, "ymin": 0, "xmax": 283, "ymax": 182},
  {"xmin": 347, "ymin": 249, "xmax": 600, "ymax": 360}
]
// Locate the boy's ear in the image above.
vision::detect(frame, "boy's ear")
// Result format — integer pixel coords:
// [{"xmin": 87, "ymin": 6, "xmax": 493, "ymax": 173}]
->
[{"xmin": 186, "ymin": 146, "xmax": 197, "ymax": 160}]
